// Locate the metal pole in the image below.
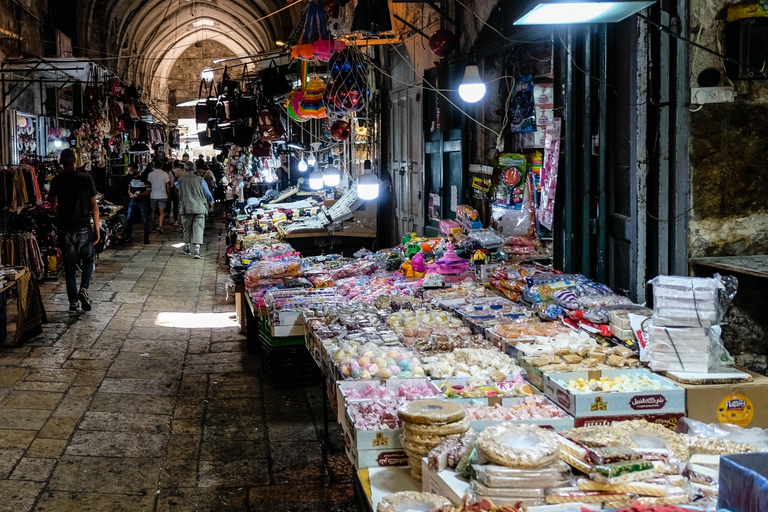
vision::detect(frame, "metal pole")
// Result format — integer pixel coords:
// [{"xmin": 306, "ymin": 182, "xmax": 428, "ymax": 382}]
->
[
  {"xmin": 563, "ymin": 26, "xmax": 574, "ymax": 273},
  {"xmin": 597, "ymin": 24, "xmax": 608, "ymax": 284},
  {"xmin": 581, "ymin": 26, "xmax": 592, "ymax": 277}
]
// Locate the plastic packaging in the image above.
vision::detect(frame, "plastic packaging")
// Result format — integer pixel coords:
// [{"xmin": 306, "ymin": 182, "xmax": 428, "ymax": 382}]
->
[
  {"xmin": 678, "ymin": 417, "xmax": 766, "ymax": 453},
  {"xmin": 473, "ymin": 464, "xmax": 571, "ymax": 489},
  {"xmin": 649, "ymin": 274, "xmax": 737, "ymax": 328},
  {"xmin": 476, "ymin": 423, "xmax": 561, "ymax": 468}
]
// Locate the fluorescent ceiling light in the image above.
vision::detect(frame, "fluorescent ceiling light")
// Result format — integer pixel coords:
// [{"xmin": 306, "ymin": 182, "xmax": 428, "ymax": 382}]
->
[{"xmin": 514, "ymin": 1, "xmax": 655, "ymax": 24}]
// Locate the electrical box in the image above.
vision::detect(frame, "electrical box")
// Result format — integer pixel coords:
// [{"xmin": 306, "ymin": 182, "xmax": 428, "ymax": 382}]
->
[{"xmin": 725, "ymin": 18, "xmax": 768, "ymax": 80}]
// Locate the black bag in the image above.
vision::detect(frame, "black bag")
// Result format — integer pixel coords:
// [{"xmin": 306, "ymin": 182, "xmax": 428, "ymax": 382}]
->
[
  {"xmin": 195, "ymin": 79, "xmax": 216, "ymax": 124},
  {"xmin": 260, "ymin": 60, "xmax": 291, "ymax": 100},
  {"xmin": 217, "ymin": 66, "xmax": 240, "ymax": 99},
  {"xmin": 234, "ymin": 122, "xmax": 255, "ymax": 147},
  {"xmin": 215, "ymin": 122, "xmax": 235, "ymax": 146},
  {"xmin": 198, "ymin": 129, "xmax": 213, "ymax": 146},
  {"xmin": 216, "ymin": 100, "xmax": 231, "ymax": 122}
]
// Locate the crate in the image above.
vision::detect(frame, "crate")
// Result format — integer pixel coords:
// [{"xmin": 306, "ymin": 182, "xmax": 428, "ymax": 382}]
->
[
  {"xmin": 260, "ymin": 337, "xmax": 321, "ymax": 388},
  {"xmin": 258, "ymin": 318, "xmax": 305, "ymax": 347}
]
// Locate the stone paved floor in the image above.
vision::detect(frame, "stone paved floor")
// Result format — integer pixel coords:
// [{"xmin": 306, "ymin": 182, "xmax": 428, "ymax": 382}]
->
[{"xmin": 0, "ymin": 216, "xmax": 360, "ymax": 512}]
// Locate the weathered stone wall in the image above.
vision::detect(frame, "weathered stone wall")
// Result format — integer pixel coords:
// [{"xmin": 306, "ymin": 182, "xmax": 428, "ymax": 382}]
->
[
  {"xmin": 165, "ymin": 40, "xmax": 237, "ymax": 122},
  {"xmin": 0, "ymin": 0, "xmax": 47, "ymax": 60},
  {"xmin": 689, "ymin": 0, "xmax": 768, "ymax": 257},
  {"xmin": 689, "ymin": 0, "xmax": 768, "ymax": 372}
]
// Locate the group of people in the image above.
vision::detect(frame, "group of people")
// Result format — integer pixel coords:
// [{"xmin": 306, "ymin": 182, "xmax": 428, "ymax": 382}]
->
[
  {"xmin": 124, "ymin": 154, "xmax": 215, "ymax": 258},
  {"xmin": 48, "ymin": 150, "xmax": 221, "ymax": 317}
]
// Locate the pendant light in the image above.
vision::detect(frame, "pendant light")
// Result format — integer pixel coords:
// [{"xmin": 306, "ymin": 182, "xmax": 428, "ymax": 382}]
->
[
  {"xmin": 357, "ymin": 160, "xmax": 379, "ymax": 200},
  {"xmin": 309, "ymin": 163, "xmax": 324, "ymax": 190},
  {"xmin": 322, "ymin": 161, "xmax": 341, "ymax": 187},
  {"xmin": 308, "ymin": 141, "xmax": 321, "ymax": 167},
  {"xmin": 458, "ymin": 59, "xmax": 486, "ymax": 103}
]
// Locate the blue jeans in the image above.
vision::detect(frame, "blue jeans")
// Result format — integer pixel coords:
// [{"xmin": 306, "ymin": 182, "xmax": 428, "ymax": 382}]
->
[
  {"xmin": 59, "ymin": 228, "xmax": 95, "ymax": 306},
  {"xmin": 126, "ymin": 199, "xmax": 150, "ymax": 243}
]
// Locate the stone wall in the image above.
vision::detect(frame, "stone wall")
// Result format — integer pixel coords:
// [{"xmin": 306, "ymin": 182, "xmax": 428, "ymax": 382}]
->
[
  {"xmin": 165, "ymin": 40, "xmax": 238, "ymax": 122},
  {"xmin": 689, "ymin": 0, "xmax": 768, "ymax": 257},
  {"xmin": 0, "ymin": 0, "xmax": 47, "ymax": 60},
  {"xmin": 689, "ymin": 0, "xmax": 768, "ymax": 372}
]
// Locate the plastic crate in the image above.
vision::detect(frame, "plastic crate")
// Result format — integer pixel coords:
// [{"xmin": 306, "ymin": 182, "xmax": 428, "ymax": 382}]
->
[
  {"xmin": 259, "ymin": 318, "xmax": 305, "ymax": 347},
  {"xmin": 260, "ymin": 337, "xmax": 321, "ymax": 388}
]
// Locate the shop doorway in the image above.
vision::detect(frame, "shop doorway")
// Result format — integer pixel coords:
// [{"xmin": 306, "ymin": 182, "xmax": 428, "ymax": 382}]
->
[{"xmin": 390, "ymin": 86, "xmax": 425, "ymax": 240}]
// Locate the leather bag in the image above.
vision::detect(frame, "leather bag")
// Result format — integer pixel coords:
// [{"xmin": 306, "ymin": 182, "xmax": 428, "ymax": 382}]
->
[{"xmin": 256, "ymin": 107, "xmax": 284, "ymax": 141}]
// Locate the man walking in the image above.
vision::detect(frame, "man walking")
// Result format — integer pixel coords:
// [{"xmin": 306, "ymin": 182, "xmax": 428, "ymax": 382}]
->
[
  {"xmin": 125, "ymin": 162, "xmax": 152, "ymax": 244},
  {"xmin": 147, "ymin": 161, "xmax": 170, "ymax": 233},
  {"xmin": 177, "ymin": 163, "xmax": 213, "ymax": 258},
  {"xmin": 49, "ymin": 148, "xmax": 100, "ymax": 316}
]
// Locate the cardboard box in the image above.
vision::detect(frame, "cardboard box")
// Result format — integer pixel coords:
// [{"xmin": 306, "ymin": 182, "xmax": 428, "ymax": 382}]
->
[
  {"xmin": 344, "ymin": 428, "xmax": 407, "ymax": 470},
  {"xmin": 678, "ymin": 369, "xmax": 768, "ymax": 428},
  {"xmin": 337, "ymin": 379, "xmax": 438, "ymax": 427},
  {"xmin": 543, "ymin": 369, "xmax": 685, "ymax": 418},
  {"xmin": 574, "ymin": 412, "xmax": 685, "ymax": 431},
  {"xmin": 271, "ymin": 322, "xmax": 306, "ymax": 338},
  {"xmin": 521, "ymin": 359, "xmax": 545, "ymax": 391},
  {"xmin": 421, "ymin": 458, "xmax": 469, "ymax": 505}
]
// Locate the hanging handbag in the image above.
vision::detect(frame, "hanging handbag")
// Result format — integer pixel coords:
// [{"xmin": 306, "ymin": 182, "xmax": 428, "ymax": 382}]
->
[
  {"xmin": 252, "ymin": 140, "xmax": 272, "ymax": 157},
  {"xmin": 261, "ymin": 60, "xmax": 292, "ymax": 100},
  {"xmin": 217, "ymin": 66, "xmax": 240, "ymax": 99},
  {"xmin": 256, "ymin": 107, "xmax": 285, "ymax": 141},
  {"xmin": 216, "ymin": 100, "xmax": 231, "ymax": 122},
  {"xmin": 234, "ymin": 122, "xmax": 255, "ymax": 147},
  {"xmin": 108, "ymin": 77, "xmax": 122, "ymax": 96},
  {"xmin": 127, "ymin": 102, "xmax": 140, "ymax": 121},
  {"xmin": 198, "ymin": 129, "xmax": 213, "ymax": 146},
  {"xmin": 195, "ymin": 79, "xmax": 216, "ymax": 124},
  {"xmin": 214, "ymin": 122, "xmax": 235, "ymax": 146}
]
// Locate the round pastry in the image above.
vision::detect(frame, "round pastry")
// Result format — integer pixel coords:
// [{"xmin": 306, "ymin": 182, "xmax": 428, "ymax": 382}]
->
[
  {"xmin": 402, "ymin": 430, "xmax": 462, "ymax": 447},
  {"xmin": 401, "ymin": 438, "xmax": 436, "ymax": 457},
  {"xmin": 398, "ymin": 399, "xmax": 465, "ymax": 425},
  {"xmin": 377, "ymin": 491, "xmax": 451, "ymax": 512},
  {"xmin": 476, "ymin": 423, "xmax": 560, "ymax": 468},
  {"xmin": 403, "ymin": 416, "xmax": 470, "ymax": 437}
]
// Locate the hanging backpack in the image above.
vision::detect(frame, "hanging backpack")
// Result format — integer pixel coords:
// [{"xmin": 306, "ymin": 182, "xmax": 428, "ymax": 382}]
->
[{"xmin": 257, "ymin": 107, "xmax": 284, "ymax": 141}]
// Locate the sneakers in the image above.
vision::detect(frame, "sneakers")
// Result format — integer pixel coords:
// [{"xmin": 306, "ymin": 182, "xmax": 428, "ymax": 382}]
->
[
  {"xmin": 194, "ymin": 245, "xmax": 201, "ymax": 259},
  {"xmin": 78, "ymin": 289, "xmax": 92, "ymax": 312},
  {"xmin": 182, "ymin": 245, "xmax": 191, "ymax": 255},
  {"xmin": 68, "ymin": 304, "xmax": 81, "ymax": 317},
  {"xmin": 157, "ymin": 227, "xmax": 164, "ymax": 234}
]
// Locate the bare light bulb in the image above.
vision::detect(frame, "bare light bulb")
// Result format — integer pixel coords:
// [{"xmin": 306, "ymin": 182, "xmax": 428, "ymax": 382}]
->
[
  {"xmin": 307, "ymin": 153, "xmax": 316, "ymax": 166},
  {"xmin": 458, "ymin": 65, "xmax": 486, "ymax": 103},
  {"xmin": 298, "ymin": 158, "xmax": 308, "ymax": 172}
]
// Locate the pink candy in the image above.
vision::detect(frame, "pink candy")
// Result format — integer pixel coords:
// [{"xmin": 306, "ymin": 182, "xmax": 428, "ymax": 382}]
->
[
  {"xmin": 347, "ymin": 399, "xmax": 406, "ymax": 430},
  {"xmin": 463, "ymin": 396, "xmax": 567, "ymax": 421},
  {"xmin": 397, "ymin": 382, "xmax": 439, "ymax": 400}
]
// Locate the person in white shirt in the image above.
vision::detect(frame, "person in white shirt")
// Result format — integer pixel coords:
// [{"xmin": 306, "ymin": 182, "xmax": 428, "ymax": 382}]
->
[{"xmin": 147, "ymin": 161, "xmax": 171, "ymax": 234}]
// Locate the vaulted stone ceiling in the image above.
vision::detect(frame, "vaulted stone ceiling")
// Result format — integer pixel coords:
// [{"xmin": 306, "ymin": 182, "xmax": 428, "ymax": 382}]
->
[{"xmin": 81, "ymin": 0, "xmax": 300, "ymax": 109}]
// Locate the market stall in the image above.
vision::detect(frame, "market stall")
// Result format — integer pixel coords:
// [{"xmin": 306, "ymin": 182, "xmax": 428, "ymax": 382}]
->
[{"xmin": 224, "ymin": 218, "xmax": 767, "ymax": 511}]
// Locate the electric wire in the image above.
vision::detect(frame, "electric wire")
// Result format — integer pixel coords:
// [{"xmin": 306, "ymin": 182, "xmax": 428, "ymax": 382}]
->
[
  {"xmin": 454, "ymin": 0, "xmax": 542, "ymax": 45},
  {"xmin": 386, "ymin": 40, "xmax": 501, "ymax": 138}
]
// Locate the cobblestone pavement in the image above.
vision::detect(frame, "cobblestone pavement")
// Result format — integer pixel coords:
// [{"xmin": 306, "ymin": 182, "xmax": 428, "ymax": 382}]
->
[{"xmin": 0, "ymin": 218, "xmax": 359, "ymax": 512}]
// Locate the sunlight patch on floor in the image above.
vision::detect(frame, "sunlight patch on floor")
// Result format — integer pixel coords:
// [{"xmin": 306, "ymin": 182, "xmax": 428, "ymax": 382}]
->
[
  {"xmin": 170, "ymin": 243, "xmax": 186, "ymax": 248},
  {"xmin": 155, "ymin": 312, "xmax": 238, "ymax": 329}
]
